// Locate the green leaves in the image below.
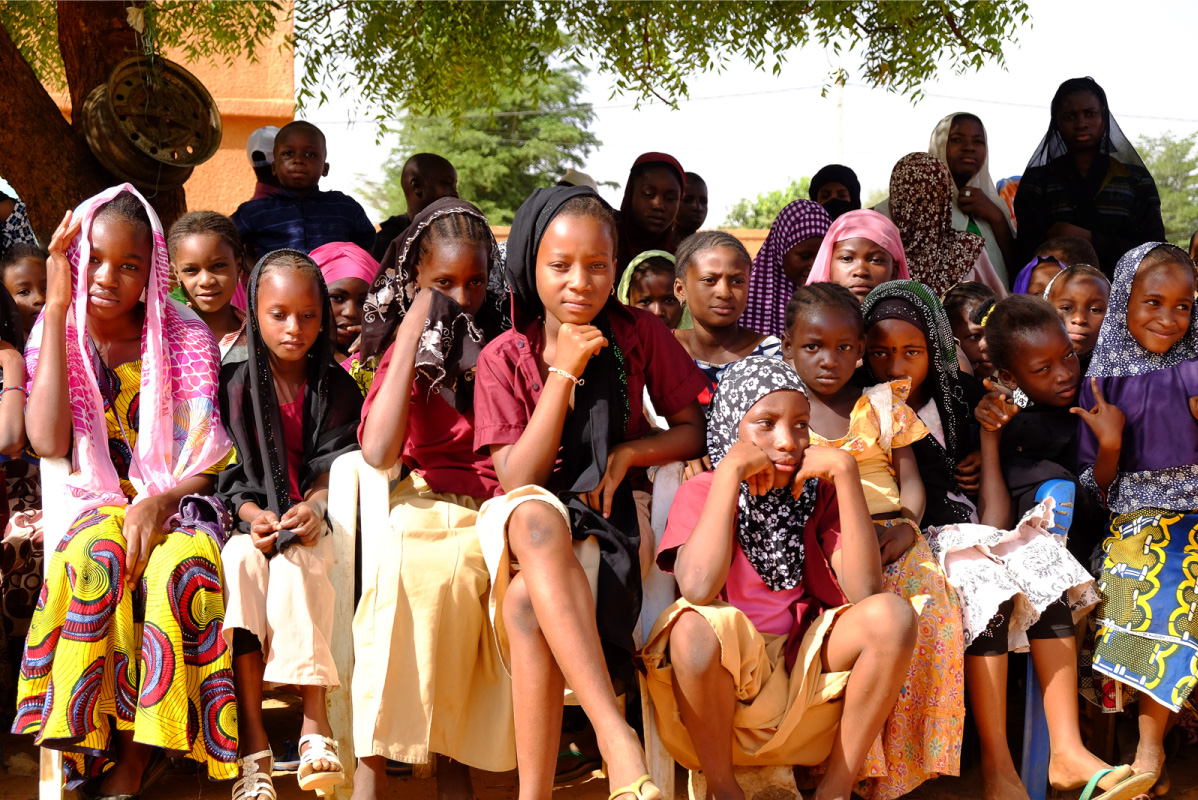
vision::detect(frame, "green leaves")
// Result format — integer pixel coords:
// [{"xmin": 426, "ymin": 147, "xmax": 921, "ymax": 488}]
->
[
  {"xmin": 724, "ymin": 177, "xmax": 811, "ymax": 228},
  {"xmin": 1139, "ymin": 131, "xmax": 1198, "ymax": 246}
]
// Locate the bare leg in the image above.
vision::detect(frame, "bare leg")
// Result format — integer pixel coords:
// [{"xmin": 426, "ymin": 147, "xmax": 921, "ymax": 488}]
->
[
  {"xmin": 436, "ymin": 755, "xmax": 476, "ymax": 800},
  {"xmin": 98, "ymin": 728, "xmax": 152, "ymax": 795},
  {"xmin": 504, "ymin": 502, "xmax": 651, "ymax": 800},
  {"xmin": 349, "ymin": 755, "xmax": 387, "ymax": 800},
  {"xmin": 233, "ymin": 648, "xmax": 274, "ymax": 778},
  {"xmin": 1030, "ymin": 636, "xmax": 1129, "ymax": 791},
  {"xmin": 965, "ymin": 654, "xmax": 1029, "ymax": 800},
  {"xmin": 298, "ymin": 684, "xmax": 339, "ymax": 774},
  {"xmin": 668, "ymin": 610, "xmax": 743, "ymax": 800},
  {"xmin": 1131, "ymin": 696, "xmax": 1173, "ymax": 798},
  {"xmin": 813, "ymin": 593, "xmax": 917, "ymax": 800}
]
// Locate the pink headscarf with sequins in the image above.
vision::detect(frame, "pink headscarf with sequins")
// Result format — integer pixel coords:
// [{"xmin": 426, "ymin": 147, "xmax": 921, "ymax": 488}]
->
[
  {"xmin": 805, "ymin": 209, "xmax": 911, "ymax": 285},
  {"xmin": 24, "ymin": 184, "xmax": 231, "ymax": 522}
]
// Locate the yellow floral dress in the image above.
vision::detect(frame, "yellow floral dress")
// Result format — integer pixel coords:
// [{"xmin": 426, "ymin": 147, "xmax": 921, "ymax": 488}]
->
[
  {"xmin": 14, "ymin": 360, "xmax": 238, "ymax": 788},
  {"xmin": 807, "ymin": 380, "xmax": 965, "ymax": 800}
]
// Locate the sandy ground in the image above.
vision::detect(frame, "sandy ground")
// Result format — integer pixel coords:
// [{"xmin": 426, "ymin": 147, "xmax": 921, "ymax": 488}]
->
[{"xmin": 1, "ymin": 690, "xmax": 1195, "ymax": 800}]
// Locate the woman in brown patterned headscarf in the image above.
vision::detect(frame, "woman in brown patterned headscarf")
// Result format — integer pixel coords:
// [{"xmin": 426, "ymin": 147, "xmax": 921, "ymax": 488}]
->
[{"xmin": 887, "ymin": 152, "xmax": 1006, "ymax": 297}]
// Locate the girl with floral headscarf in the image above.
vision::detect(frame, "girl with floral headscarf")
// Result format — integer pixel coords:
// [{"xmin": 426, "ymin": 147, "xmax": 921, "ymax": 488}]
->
[
  {"xmin": 642, "ymin": 357, "xmax": 916, "ymax": 800},
  {"xmin": 15, "ymin": 186, "xmax": 236, "ymax": 794}
]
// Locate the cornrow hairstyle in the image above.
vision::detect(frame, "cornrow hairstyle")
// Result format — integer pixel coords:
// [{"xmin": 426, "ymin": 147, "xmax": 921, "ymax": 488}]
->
[
  {"xmin": 414, "ymin": 210, "xmax": 493, "ymax": 271},
  {"xmin": 167, "ymin": 211, "xmax": 244, "ymax": 266},
  {"xmin": 785, "ymin": 281, "xmax": 863, "ymax": 335},
  {"xmin": 982, "ymin": 294, "xmax": 1064, "ymax": 372},
  {"xmin": 258, "ymin": 248, "xmax": 324, "ymax": 286},
  {"xmin": 1036, "ymin": 236, "xmax": 1100, "ymax": 271},
  {"xmin": 674, "ymin": 230, "xmax": 751, "ymax": 280},
  {"xmin": 968, "ymin": 295, "xmax": 997, "ymax": 327},
  {"xmin": 942, "ymin": 281, "xmax": 995, "ymax": 322},
  {"xmin": 1045, "ymin": 263, "xmax": 1109, "ymax": 301},
  {"xmin": 95, "ymin": 190, "xmax": 152, "ymax": 235},
  {"xmin": 632, "ymin": 255, "xmax": 675, "ymax": 283},
  {"xmin": 557, "ymin": 192, "xmax": 619, "ymax": 248},
  {"xmin": 1140, "ymin": 242, "xmax": 1197, "ymax": 283},
  {"xmin": 0, "ymin": 242, "xmax": 47, "ymax": 277}
]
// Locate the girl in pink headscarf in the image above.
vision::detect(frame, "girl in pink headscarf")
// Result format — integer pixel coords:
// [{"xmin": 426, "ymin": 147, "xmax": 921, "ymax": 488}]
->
[
  {"xmin": 311, "ymin": 241, "xmax": 378, "ymax": 364},
  {"xmin": 805, "ymin": 209, "xmax": 911, "ymax": 303}
]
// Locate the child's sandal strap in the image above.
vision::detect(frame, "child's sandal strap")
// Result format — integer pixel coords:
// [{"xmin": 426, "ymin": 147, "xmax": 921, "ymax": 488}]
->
[
  {"xmin": 608, "ymin": 774, "xmax": 661, "ymax": 800},
  {"xmin": 233, "ymin": 750, "xmax": 276, "ymax": 800}
]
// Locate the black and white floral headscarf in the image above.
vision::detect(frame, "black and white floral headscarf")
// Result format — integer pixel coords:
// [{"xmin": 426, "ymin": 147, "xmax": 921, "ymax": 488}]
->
[
  {"xmin": 708, "ymin": 356, "xmax": 820, "ymax": 591},
  {"xmin": 1087, "ymin": 241, "xmax": 1198, "ymax": 378}
]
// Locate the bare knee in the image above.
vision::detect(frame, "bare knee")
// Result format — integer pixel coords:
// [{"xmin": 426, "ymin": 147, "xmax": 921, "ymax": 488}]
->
[
  {"xmin": 508, "ymin": 500, "xmax": 569, "ymax": 557},
  {"xmin": 502, "ymin": 573, "xmax": 541, "ymax": 636},
  {"xmin": 668, "ymin": 610, "xmax": 722, "ymax": 677},
  {"xmin": 857, "ymin": 593, "xmax": 917, "ymax": 653}
]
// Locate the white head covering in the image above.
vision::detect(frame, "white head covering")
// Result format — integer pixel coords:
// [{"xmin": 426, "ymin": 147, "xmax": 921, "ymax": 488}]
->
[{"xmin": 928, "ymin": 112, "xmax": 1005, "ymax": 212}]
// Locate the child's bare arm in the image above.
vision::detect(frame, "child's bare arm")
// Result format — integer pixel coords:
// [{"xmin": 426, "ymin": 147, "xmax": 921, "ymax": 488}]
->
[
  {"xmin": 27, "ymin": 211, "xmax": 80, "ymax": 458},
  {"xmin": 0, "ymin": 343, "xmax": 26, "ymax": 455},
  {"xmin": 360, "ymin": 290, "xmax": 433, "ymax": 469},
  {"xmin": 893, "ymin": 445, "xmax": 925, "ymax": 526},
  {"xmin": 673, "ymin": 441, "xmax": 772, "ymax": 605},
  {"xmin": 1072, "ymin": 377, "xmax": 1125, "ymax": 494},
  {"xmin": 975, "ymin": 428, "xmax": 1012, "ymax": 529},
  {"xmin": 810, "ymin": 447, "xmax": 882, "ymax": 601}
]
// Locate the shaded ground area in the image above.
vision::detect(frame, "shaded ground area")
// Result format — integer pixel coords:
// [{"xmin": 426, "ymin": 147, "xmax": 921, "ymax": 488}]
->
[{"xmin": 0, "ymin": 689, "xmax": 1195, "ymax": 800}]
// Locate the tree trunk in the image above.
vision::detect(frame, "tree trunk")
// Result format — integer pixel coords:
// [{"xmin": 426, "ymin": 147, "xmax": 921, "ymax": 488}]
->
[{"xmin": 0, "ymin": 2, "xmax": 187, "ymax": 241}]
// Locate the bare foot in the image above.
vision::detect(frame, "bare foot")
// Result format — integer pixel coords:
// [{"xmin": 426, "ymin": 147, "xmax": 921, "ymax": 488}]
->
[
  {"xmin": 982, "ymin": 767, "xmax": 1031, "ymax": 800},
  {"xmin": 351, "ymin": 755, "xmax": 387, "ymax": 800},
  {"xmin": 1049, "ymin": 747, "xmax": 1132, "ymax": 792},
  {"xmin": 1131, "ymin": 738, "xmax": 1167, "ymax": 799},
  {"xmin": 602, "ymin": 728, "xmax": 658, "ymax": 800}
]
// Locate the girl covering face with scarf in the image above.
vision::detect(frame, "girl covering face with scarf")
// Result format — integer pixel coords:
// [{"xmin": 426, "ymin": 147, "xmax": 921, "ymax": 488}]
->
[
  {"xmin": 16, "ymin": 185, "xmax": 236, "ymax": 795},
  {"xmin": 642, "ymin": 356, "xmax": 916, "ymax": 800},
  {"xmin": 216, "ymin": 249, "xmax": 364, "ymax": 800}
]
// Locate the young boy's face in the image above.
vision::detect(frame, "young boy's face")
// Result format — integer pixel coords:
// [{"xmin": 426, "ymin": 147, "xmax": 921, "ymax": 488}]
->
[{"xmin": 273, "ymin": 128, "xmax": 329, "ymax": 194}]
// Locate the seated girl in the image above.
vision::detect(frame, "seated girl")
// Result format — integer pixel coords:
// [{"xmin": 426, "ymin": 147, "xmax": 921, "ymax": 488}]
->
[
  {"xmin": 642, "ymin": 357, "xmax": 917, "ymax": 800},
  {"xmin": 942, "ymin": 282, "xmax": 996, "ymax": 379},
  {"xmin": 217, "ymin": 250, "xmax": 364, "ymax": 799},
  {"xmin": 803, "ymin": 210, "xmax": 910, "ymax": 304},
  {"xmin": 884, "ymin": 153, "xmax": 1007, "ymax": 297},
  {"xmin": 617, "ymin": 250, "xmax": 682, "ymax": 330},
  {"xmin": 864, "ymin": 283, "xmax": 1136, "ymax": 800},
  {"xmin": 674, "ymin": 231, "xmax": 782, "ymax": 409},
  {"xmin": 1043, "ymin": 264, "xmax": 1110, "ymax": 373},
  {"xmin": 783, "ymin": 283, "xmax": 964, "ymax": 800},
  {"xmin": 616, "ymin": 153, "xmax": 685, "ymax": 274},
  {"xmin": 352, "ymin": 198, "xmax": 516, "ymax": 800},
  {"xmin": 15, "ymin": 186, "xmax": 237, "ymax": 794},
  {"xmin": 0, "ymin": 242, "xmax": 46, "ymax": 337},
  {"xmin": 168, "ymin": 211, "xmax": 249, "ymax": 363},
  {"xmin": 310, "ymin": 241, "xmax": 376, "ymax": 367},
  {"xmin": 473, "ymin": 186, "xmax": 708, "ymax": 800},
  {"xmin": 1079, "ymin": 243, "xmax": 1198, "ymax": 798},
  {"xmin": 743, "ymin": 199, "xmax": 832, "ymax": 338}
]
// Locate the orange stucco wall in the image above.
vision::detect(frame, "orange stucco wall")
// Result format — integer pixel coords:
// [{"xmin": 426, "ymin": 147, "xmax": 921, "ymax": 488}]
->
[{"xmin": 51, "ymin": 8, "xmax": 295, "ymax": 217}]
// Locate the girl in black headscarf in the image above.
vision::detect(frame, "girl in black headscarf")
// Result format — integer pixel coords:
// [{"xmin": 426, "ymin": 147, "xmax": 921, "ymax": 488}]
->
[
  {"xmin": 809, "ymin": 164, "xmax": 862, "ymax": 220},
  {"xmin": 472, "ymin": 186, "xmax": 708, "ymax": 800},
  {"xmin": 217, "ymin": 249, "xmax": 364, "ymax": 800},
  {"xmin": 1014, "ymin": 77, "xmax": 1165, "ymax": 274}
]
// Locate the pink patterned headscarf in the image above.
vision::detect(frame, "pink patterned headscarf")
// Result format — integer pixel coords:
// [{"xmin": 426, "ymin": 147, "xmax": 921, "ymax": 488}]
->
[
  {"xmin": 744, "ymin": 200, "xmax": 832, "ymax": 338},
  {"xmin": 805, "ymin": 209, "xmax": 911, "ymax": 285},
  {"xmin": 24, "ymin": 184, "xmax": 231, "ymax": 522},
  {"xmin": 311, "ymin": 241, "xmax": 378, "ymax": 286}
]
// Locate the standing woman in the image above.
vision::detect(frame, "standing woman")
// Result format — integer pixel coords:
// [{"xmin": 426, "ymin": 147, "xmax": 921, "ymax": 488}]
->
[
  {"xmin": 886, "ymin": 153, "xmax": 1007, "ymax": 298},
  {"xmin": 616, "ymin": 152, "xmax": 685, "ymax": 275},
  {"xmin": 14, "ymin": 186, "xmax": 237, "ymax": 794},
  {"xmin": 1014, "ymin": 77, "xmax": 1164, "ymax": 274}
]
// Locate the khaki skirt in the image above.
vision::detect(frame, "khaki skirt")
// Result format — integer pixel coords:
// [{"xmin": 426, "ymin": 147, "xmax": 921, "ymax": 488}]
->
[{"xmin": 641, "ymin": 599, "xmax": 850, "ymax": 771}]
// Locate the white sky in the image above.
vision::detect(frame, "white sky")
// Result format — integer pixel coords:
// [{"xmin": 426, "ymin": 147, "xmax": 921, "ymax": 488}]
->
[{"xmin": 307, "ymin": 0, "xmax": 1198, "ymax": 225}]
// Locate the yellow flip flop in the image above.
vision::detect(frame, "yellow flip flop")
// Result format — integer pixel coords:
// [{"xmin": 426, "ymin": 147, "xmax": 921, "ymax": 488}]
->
[{"xmin": 609, "ymin": 774, "xmax": 662, "ymax": 800}]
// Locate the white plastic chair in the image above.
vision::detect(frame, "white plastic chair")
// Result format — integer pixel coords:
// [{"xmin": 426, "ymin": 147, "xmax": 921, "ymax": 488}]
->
[{"xmin": 37, "ymin": 456, "xmax": 70, "ymax": 800}]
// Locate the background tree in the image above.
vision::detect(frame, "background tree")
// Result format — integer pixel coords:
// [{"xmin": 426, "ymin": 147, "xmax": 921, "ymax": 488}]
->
[
  {"xmin": 723, "ymin": 178, "xmax": 810, "ymax": 228},
  {"xmin": 360, "ymin": 65, "xmax": 600, "ymax": 225},
  {"xmin": 3, "ymin": 1, "xmax": 1029, "ymax": 238},
  {"xmin": 1138, "ymin": 131, "xmax": 1198, "ymax": 245}
]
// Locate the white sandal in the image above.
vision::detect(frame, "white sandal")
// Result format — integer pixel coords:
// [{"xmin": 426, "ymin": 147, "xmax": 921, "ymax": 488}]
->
[
  {"xmin": 296, "ymin": 733, "xmax": 345, "ymax": 796},
  {"xmin": 233, "ymin": 749, "xmax": 276, "ymax": 800}
]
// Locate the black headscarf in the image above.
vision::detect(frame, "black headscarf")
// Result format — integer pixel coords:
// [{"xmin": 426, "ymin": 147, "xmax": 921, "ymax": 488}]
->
[
  {"xmin": 809, "ymin": 164, "xmax": 862, "ymax": 220},
  {"xmin": 506, "ymin": 185, "xmax": 641, "ymax": 668},
  {"xmin": 360, "ymin": 197, "xmax": 509, "ymax": 411},
  {"xmin": 0, "ymin": 282, "xmax": 24, "ymax": 351},
  {"xmin": 217, "ymin": 250, "xmax": 364, "ymax": 541},
  {"xmin": 1026, "ymin": 77, "xmax": 1145, "ymax": 171}
]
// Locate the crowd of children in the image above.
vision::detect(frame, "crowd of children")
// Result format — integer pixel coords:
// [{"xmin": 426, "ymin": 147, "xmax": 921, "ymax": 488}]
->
[{"xmin": 0, "ymin": 74, "xmax": 1191, "ymax": 800}]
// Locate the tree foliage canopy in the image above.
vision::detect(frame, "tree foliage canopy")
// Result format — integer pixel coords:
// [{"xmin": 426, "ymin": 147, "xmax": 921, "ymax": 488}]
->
[
  {"xmin": 1139, "ymin": 131, "xmax": 1198, "ymax": 246},
  {"xmin": 360, "ymin": 65, "xmax": 601, "ymax": 225},
  {"xmin": 724, "ymin": 178, "xmax": 811, "ymax": 228}
]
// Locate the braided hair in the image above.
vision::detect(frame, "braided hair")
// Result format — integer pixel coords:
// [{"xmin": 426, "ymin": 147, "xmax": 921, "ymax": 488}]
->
[{"xmin": 785, "ymin": 281, "xmax": 863, "ymax": 336}]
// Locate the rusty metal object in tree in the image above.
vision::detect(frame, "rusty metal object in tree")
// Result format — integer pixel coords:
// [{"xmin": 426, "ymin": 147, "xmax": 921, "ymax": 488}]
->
[{"xmin": 83, "ymin": 56, "xmax": 223, "ymax": 192}]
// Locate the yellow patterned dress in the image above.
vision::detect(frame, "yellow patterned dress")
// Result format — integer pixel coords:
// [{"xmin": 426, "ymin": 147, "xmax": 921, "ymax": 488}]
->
[
  {"xmin": 806, "ymin": 380, "xmax": 965, "ymax": 800},
  {"xmin": 14, "ymin": 360, "xmax": 237, "ymax": 787}
]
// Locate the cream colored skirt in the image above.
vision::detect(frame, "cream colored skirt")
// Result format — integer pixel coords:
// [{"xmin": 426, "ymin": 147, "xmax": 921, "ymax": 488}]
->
[
  {"xmin": 641, "ymin": 599, "xmax": 851, "ymax": 771},
  {"xmin": 352, "ymin": 474, "xmax": 516, "ymax": 771}
]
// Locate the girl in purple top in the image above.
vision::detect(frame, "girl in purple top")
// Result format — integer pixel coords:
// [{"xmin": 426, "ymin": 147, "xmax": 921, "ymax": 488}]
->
[{"xmin": 1076, "ymin": 242, "xmax": 1198, "ymax": 797}]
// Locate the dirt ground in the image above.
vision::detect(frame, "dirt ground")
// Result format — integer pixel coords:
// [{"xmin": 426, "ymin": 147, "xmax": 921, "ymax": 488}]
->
[{"xmin": 1, "ymin": 690, "xmax": 1195, "ymax": 800}]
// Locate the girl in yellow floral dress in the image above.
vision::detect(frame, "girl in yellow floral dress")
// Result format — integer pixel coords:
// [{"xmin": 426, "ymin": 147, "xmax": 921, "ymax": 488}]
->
[
  {"xmin": 783, "ymin": 282, "xmax": 964, "ymax": 800},
  {"xmin": 14, "ymin": 186, "xmax": 237, "ymax": 796}
]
